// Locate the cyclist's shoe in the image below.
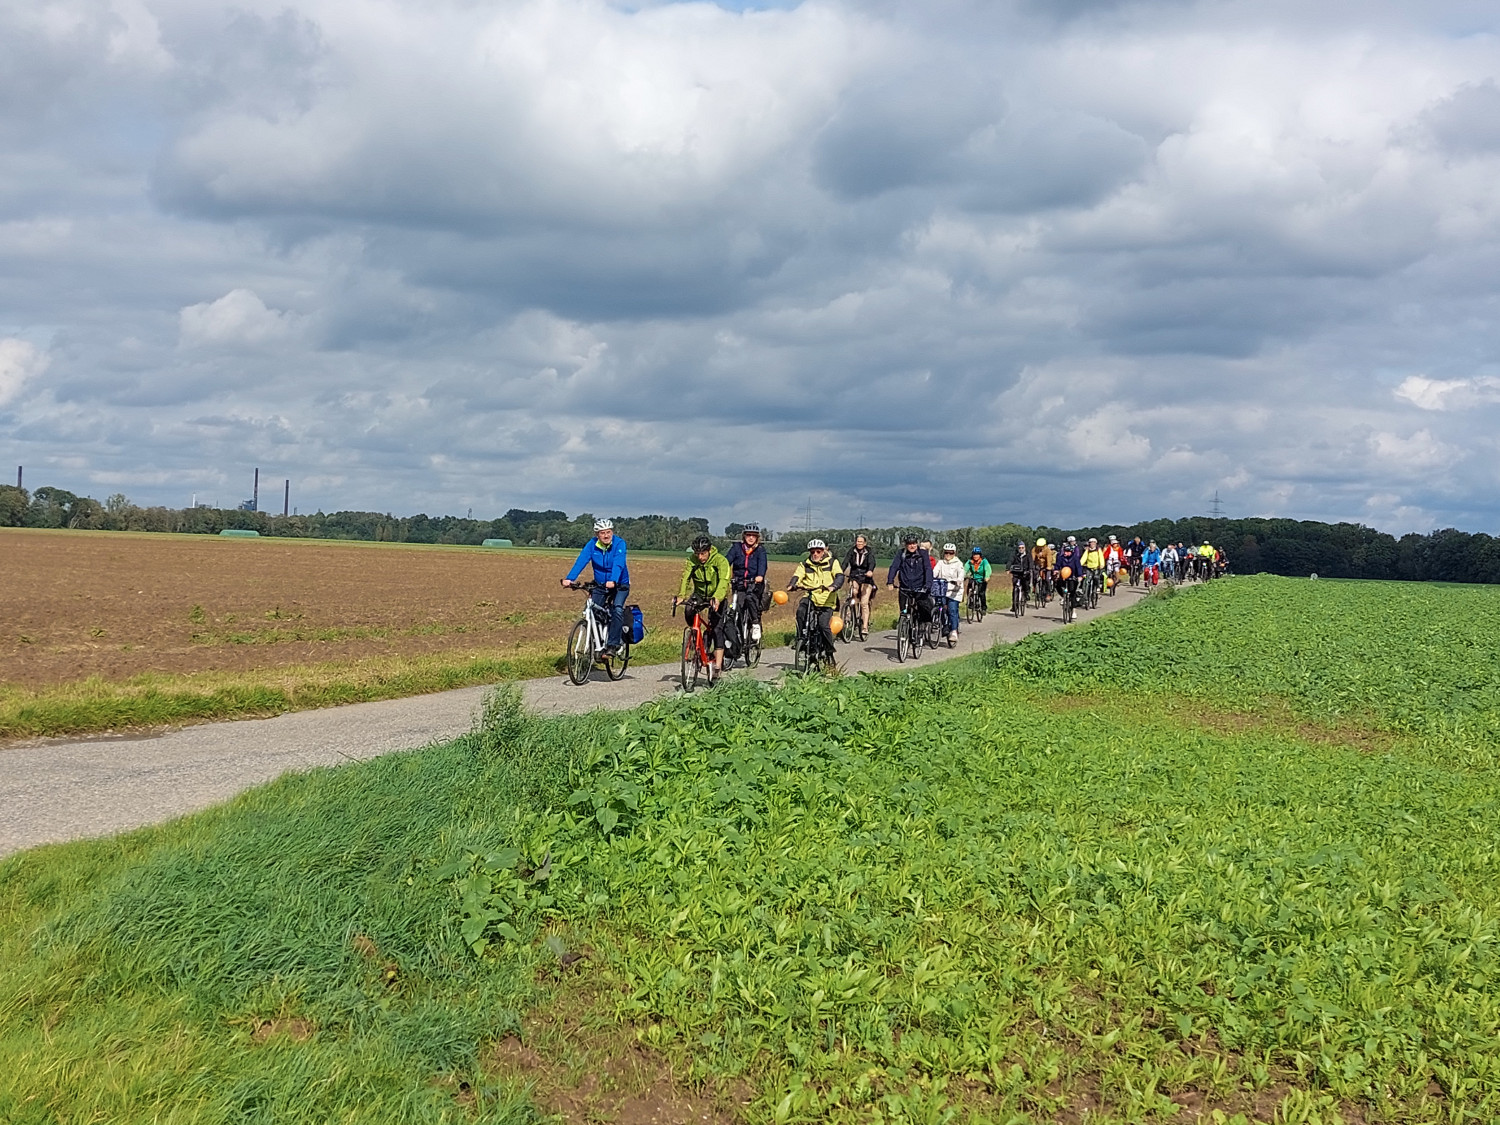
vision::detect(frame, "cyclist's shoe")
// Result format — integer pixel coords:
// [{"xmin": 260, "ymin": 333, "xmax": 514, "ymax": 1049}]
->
[
  {"xmin": 750, "ymin": 625, "xmax": 761, "ymax": 642},
  {"xmin": 601, "ymin": 644, "xmax": 620, "ymax": 657}
]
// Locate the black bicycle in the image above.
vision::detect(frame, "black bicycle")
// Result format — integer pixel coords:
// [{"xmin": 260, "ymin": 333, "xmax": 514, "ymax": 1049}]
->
[
  {"xmin": 1010, "ymin": 570, "xmax": 1026, "ymax": 618},
  {"xmin": 791, "ymin": 595, "xmax": 837, "ymax": 675},
  {"xmin": 724, "ymin": 589, "xmax": 762, "ymax": 669},
  {"xmin": 895, "ymin": 588, "xmax": 925, "ymax": 662},
  {"xmin": 965, "ymin": 579, "xmax": 986, "ymax": 625},
  {"xmin": 1032, "ymin": 566, "xmax": 1052, "ymax": 610},
  {"xmin": 926, "ymin": 583, "xmax": 952, "ymax": 649},
  {"xmin": 1059, "ymin": 575, "xmax": 1076, "ymax": 625},
  {"xmin": 1083, "ymin": 570, "xmax": 1102, "ymax": 610}
]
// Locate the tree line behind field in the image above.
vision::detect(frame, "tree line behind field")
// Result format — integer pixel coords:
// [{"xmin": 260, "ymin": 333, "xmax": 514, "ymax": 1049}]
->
[
  {"xmin": 0, "ymin": 485, "xmax": 711, "ymax": 552},
  {"xmin": 3, "ymin": 482, "xmax": 1498, "ymax": 583},
  {"xmin": 763, "ymin": 517, "xmax": 1500, "ymax": 584}
]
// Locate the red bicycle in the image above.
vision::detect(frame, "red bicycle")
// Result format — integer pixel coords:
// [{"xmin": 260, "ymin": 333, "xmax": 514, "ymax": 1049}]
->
[{"xmin": 673, "ymin": 597, "xmax": 718, "ymax": 693}]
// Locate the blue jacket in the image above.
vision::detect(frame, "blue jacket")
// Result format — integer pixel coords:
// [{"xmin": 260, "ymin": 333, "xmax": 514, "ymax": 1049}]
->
[
  {"xmin": 1143, "ymin": 547, "xmax": 1161, "ymax": 567},
  {"xmin": 1056, "ymin": 544, "xmax": 1083, "ymax": 574},
  {"xmin": 888, "ymin": 548, "xmax": 933, "ymax": 592},
  {"xmin": 566, "ymin": 536, "xmax": 630, "ymax": 586},
  {"xmin": 729, "ymin": 541, "xmax": 767, "ymax": 590}
]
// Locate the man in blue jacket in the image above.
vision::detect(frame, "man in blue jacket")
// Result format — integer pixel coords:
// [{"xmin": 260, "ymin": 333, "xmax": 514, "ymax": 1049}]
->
[
  {"xmin": 728, "ymin": 523, "xmax": 768, "ymax": 642},
  {"xmin": 561, "ymin": 518, "xmax": 630, "ymax": 654},
  {"xmin": 886, "ymin": 535, "xmax": 934, "ymax": 625}
]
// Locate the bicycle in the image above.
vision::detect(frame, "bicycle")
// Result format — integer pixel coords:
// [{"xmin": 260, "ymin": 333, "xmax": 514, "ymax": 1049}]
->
[
  {"xmin": 1058, "ymin": 575, "xmax": 1076, "ymax": 625},
  {"xmin": 1128, "ymin": 557, "xmax": 1143, "ymax": 587},
  {"xmin": 724, "ymin": 589, "xmax": 762, "ymax": 669},
  {"xmin": 895, "ymin": 588, "xmax": 925, "ymax": 662},
  {"xmin": 1084, "ymin": 570, "xmax": 1102, "ymax": 610},
  {"xmin": 1009, "ymin": 571, "xmax": 1026, "ymax": 618},
  {"xmin": 674, "ymin": 597, "xmax": 718, "ymax": 693},
  {"xmin": 837, "ymin": 586, "xmax": 861, "ymax": 645},
  {"xmin": 791, "ymin": 595, "xmax": 837, "ymax": 675},
  {"xmin": 1032, "ymin": 566, "xmax": 1052, "ymax": 610},
  {"xmin": 965, "ymin": 579, "xmax": 986, "ymax": 625},
  {"xmin": 926, "ymin": 580, "xmax": 952, "ymax": 649},
  {"xmin": 565, "ymin": 583, "xmax": 631, "ymax": 685}
]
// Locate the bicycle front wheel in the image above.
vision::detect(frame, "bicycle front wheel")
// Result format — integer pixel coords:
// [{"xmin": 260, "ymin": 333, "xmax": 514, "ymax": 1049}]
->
[
  {"xmin": 895, "ymin": 615, "xmax": 908, "ymax": 663},
  {"xmin": 681, "ymin": 627, "xmax": 696, "ymax": 693},
  {"xmin": 566, "ymin": 620, "xmax": 592, "ymax": 685}
]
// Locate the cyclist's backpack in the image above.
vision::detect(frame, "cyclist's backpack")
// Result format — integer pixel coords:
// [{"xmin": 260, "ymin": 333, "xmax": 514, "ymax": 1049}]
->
[{"xmin": 627, "ymin": 605, "xmax": 645, "ymax": 644}]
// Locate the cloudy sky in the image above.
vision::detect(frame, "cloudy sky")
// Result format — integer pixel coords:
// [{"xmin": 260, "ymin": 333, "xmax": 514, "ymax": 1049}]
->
[{"xmin": 2, "ymin": 0, "xmax": 1498, "ymax": 534}]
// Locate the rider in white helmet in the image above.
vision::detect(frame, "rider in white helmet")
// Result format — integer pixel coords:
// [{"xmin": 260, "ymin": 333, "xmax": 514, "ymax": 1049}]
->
[{"xmin": 561, "ymin": 518, "xmax": 630, "ymax": 654}]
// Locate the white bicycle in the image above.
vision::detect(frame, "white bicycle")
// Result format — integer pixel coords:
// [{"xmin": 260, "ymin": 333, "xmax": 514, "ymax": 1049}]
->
[{"xmin": 565, "ymin": 583, "xmax": 631, "ymax": 685}]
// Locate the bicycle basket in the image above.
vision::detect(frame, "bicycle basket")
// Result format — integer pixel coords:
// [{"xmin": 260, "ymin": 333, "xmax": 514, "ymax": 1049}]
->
[{"xmin": 627, "ymin": 605, "xmax": 645, "ymax": 644}]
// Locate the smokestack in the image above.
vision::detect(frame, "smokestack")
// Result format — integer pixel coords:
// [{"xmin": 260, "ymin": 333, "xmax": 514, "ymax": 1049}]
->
[
  {"xmin": 15, "ymin": 466, "xmax": 20, "ymax": 490},
  {"xmin": 253, "ymin": 467, "xmax": 259, "ymax": 512},
  {"xmin": 283, "ymin": 479, "xmax": 290, "ymax": 518}
]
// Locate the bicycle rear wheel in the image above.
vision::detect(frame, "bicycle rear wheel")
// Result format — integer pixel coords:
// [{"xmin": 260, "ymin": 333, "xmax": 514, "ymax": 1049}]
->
[
  {"xmin": 605, "ymin": 636, "xmax": 630, "ymax": 680},
  {"xmin": 566, "ymin": 620, "xmax": 592, "ymax": 685}
]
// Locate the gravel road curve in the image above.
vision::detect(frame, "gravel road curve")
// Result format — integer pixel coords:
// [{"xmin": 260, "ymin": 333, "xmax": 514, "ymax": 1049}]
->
[{"xmin": 1, "ymin": 584, "xmax": 1150, "ymax": 857}]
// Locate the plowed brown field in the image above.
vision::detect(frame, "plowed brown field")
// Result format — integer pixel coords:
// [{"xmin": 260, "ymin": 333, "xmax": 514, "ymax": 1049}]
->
[{"xmin": 1, "ymin": 529, "xmax": 705, "ymax": 689}]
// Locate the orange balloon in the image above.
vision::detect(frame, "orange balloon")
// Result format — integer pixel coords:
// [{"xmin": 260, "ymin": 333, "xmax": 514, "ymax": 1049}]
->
[
  {"xmin": 772, "ymin": 589, "xmax": 789, "ymax": 605},
  {"xmin": 830, "ymin": 614, "xmax": 844, "ymax": 635},
  {"xmin": 1105, "ymin": 578, "xmax": 1115, "ymax": 588},
  {"xmin": 1059, "ymin": 566, "xmax": 1072, "ymax": 580}
]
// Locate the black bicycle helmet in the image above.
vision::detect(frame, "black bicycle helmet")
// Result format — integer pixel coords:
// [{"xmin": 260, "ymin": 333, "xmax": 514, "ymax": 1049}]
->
[
  {"xmin": 904, "ymin": 533, "xmax": 919, "ymax": 545},
  {"xmin": 691, "ymin": 535, "xmax": 713, "ymax": 552},
  {"xmin": 741, "ymin": 522, "xmax": 761, "ymax": 535}
]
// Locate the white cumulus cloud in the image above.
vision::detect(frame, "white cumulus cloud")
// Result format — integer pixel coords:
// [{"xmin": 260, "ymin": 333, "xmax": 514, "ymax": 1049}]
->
[
  {"xmin": 178, "ymin": 289, "xmax": 300, "ymax": 348},
  {"xmin": 0, "ymin": 338, "xmax": 49, "ymax": 407},
  {"xmin": 1394, "ymin": 375, "xmax": 1500, "ymax": 412}
]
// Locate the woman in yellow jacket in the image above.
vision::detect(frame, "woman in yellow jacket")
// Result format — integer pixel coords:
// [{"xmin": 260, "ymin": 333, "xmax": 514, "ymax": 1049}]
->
[
  {"xmin": 786, "ymin": 539, "xmax": 845, "ymax": 664},
  {"xmin": 1079, "ymin": 538, "xmax": 1106, "ymax": 604}
]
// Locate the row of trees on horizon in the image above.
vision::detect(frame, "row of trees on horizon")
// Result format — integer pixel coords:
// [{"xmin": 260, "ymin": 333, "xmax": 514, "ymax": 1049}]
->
[{"xmin": 3, "ymin": 482, "xmax": 1498, "ymax": 584}]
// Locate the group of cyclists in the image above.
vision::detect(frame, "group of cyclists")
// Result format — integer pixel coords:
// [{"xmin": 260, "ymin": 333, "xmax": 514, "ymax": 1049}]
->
[{"xmin": 561, "ymin": 518, "xmax": 1229, "ymax": 675}]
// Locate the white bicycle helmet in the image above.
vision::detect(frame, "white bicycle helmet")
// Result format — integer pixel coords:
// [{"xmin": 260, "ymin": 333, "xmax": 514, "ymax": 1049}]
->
[
  {"xmin": 593, "ymin": 518, "xmax": 613, "ymax": 532},
  {"xmin": 807, "ymin": 538, "xmax": 827, "ymax": 550}
]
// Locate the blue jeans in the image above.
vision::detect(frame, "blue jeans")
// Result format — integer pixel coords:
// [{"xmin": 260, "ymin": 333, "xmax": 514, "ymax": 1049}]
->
[
  {"xmin": 946, "ymin": 597, "xmax": 961, "ymax": 634},
  {"xmin": 590, "ymin": 585, "xmax": 628, "ymax": 647}
]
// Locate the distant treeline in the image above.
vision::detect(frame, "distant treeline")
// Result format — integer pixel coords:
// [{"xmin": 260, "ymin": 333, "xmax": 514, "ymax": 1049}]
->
[
  {"xmin": 3, "ymin": 483, "xmax": 1497, "ymax": 582},
  {"xmin": 0, "ymin": 485, "xmax": 710, "ymax": 552},
  {"xmin": 777, "ymin": 517, "xmax": 1500, "ymax": 584}
]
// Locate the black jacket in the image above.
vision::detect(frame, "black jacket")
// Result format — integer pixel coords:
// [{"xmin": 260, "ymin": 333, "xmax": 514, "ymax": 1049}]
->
[{"xmin": 844, "ymin": 545, "xmax": 875, "ymax": 581}]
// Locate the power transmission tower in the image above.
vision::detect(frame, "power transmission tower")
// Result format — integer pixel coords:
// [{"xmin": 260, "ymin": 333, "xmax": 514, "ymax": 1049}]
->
[{"xmin": 1210, "ymin": 491, "xmax": 1225, "ymax": 518}]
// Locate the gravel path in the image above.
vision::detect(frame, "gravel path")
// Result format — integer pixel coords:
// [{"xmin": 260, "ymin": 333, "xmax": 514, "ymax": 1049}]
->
[{"xmin": 0, "ymin": 585, "xmax": 1151, "ymax": 857}]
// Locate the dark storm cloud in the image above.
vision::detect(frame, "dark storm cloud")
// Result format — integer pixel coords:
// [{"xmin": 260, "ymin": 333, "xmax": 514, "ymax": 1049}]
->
[{"xmin": 2, "ymin": 0, "xmax": 1498, "ymax": 535}]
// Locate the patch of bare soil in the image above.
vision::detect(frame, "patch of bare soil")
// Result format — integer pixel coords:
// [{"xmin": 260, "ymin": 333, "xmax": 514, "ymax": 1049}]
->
[
  {"xmin": 1043, "ymin": 691, "xmax": 1399, "ymax": 754},
  {"xmin": 483, "ymin": 988, "xmax": 749, "ymax": 1125},
  {"xmin": 0, "ymin": 530, "xmax": 756, "ymax": 688},
  {"xmin": 249, "ymin": 1017, "xmax": 315, "ymax": 1043}
]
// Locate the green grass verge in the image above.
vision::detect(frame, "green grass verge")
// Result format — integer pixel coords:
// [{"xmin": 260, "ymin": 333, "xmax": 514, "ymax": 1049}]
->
[{"xmin": 4, "ymin": 577, "xmax": 1499, "ymax": 1122}]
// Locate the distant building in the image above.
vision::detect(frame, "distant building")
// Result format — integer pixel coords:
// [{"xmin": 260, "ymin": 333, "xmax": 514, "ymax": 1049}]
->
[{"xmin": 238, "ymin": 499, "xmax": 257, "ymax": 511}]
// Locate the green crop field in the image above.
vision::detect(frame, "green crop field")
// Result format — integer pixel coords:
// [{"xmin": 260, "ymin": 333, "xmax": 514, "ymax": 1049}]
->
[{"xmin": 3, "ymin": 576, "xmax": 1499, "ymax": 1124}]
